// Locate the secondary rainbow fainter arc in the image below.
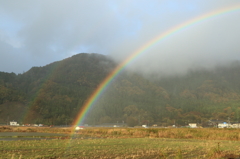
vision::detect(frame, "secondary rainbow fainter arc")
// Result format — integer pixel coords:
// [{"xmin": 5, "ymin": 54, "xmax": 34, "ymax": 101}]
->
[{"xmin": 71, "ymin": 5, "xmax": 240, "ymax": 131}]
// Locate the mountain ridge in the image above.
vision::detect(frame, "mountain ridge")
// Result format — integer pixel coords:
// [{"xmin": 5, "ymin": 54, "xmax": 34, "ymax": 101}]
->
[{"xmin": 0, "ymin": 53, "xmax": 240, "ymax": 127}]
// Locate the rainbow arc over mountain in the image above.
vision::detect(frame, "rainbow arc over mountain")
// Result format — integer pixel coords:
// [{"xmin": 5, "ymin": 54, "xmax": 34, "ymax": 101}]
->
[{"xmin": 72, "ymin": 5, "xmax": 240, "ymax": 129}]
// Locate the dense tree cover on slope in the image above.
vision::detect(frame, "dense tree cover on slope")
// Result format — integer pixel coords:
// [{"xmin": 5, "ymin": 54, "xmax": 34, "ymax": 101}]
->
[{"xmin": 0, "ymin": 53, "xmax": 240, "ymax": 126}]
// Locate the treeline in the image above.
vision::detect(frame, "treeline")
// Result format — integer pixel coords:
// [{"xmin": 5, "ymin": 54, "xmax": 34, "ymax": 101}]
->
[{"xmin": 0, "ymin": 53, "xmax": 240, "ymax": 126}]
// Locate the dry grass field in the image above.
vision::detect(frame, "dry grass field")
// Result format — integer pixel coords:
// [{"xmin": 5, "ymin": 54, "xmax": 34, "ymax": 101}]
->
[{"xmin": 1, "ymin": 126, "xmax": 240, "ymax": 158}]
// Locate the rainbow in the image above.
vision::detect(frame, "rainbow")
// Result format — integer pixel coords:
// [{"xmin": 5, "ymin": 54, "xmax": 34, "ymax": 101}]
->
[{"xmin": 72, "ymin": 5, "xmax": 240, "ymax": 128}]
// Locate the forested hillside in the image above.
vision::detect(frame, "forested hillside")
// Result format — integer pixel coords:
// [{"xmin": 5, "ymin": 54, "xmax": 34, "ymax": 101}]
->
[{"xmin": 0, "ymin": 53, "xmax": 240, "ymax": 127}]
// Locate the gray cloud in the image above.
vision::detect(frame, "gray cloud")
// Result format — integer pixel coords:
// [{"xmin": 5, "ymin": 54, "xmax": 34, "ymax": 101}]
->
[{"xmin": 0, "ymin": 0, "xmax": 240, "ymax": 75}]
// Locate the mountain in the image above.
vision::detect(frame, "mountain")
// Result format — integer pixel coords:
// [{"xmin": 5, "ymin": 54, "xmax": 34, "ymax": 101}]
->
[{"xmin": 0, "ymin": 53, "xmax": 240, "ymax": 127}]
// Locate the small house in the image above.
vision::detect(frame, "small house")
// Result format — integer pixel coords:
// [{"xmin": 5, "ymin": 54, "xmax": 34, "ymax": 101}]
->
[
  {"xmin": 231, "ymin": 123, "xmax": 240, "ymax": 128},
  {"xmin": 208, "ymin": 119, "xmax": 225, "ymax": 128},
  {"xmin": 218, "ymin": 122, "xmax": 228, "ymax": 128},
  {"xmin": 189, "ymin": 123, "xmax": 197, "ymax": 128},
  {"xmin": 10, "ymin": 121, "xmax": 19, "ymax": 126},
  {"xmin": 142, "ymin": 125, "xmax": 148, "ymax": 128}
]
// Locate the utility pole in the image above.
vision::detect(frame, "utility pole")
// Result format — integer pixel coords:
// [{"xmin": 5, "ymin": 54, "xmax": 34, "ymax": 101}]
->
[
  {"xmin": 138, "ymin": 115, "xmax": 140, "ymax": 125},
  {"xmin": 237, "ymin": 109, "xmax": 239, "ymax": 128},
  {"xmin": 7, "ymin": 116, "xmax": 9, "ymax": 125},
  {"xmin": 228, "ymin": 117, "xmax": 230, "ymax": 128}
]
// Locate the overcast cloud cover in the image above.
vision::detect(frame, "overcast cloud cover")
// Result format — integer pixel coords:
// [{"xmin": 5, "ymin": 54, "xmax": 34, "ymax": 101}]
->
[{"xmin": 1, "ymin": 0, "xmax": 240, "ymax": 75}]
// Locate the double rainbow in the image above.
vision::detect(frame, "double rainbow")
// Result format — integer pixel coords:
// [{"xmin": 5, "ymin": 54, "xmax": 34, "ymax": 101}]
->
[{"xmin": 72, "ymin": 5, "xmax": 240, "ymax": 128}]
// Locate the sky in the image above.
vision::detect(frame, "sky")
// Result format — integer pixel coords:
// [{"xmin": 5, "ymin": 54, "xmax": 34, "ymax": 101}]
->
[{"xmin": 1, "ymin": 0, "xmax": 240, "ymax": 76}]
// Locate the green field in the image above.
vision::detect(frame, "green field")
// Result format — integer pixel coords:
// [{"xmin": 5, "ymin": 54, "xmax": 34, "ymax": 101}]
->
[{"xmin": 1, "ymin": 127, "xmax": 240, "ymax": 158}]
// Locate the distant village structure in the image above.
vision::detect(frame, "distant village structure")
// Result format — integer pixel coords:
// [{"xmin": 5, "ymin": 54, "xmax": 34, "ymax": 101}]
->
[
  {"xmin": 189, "ymin": 123, "xmax": 197, "ymax": 128},
  {"xmin": 218, "ymin": 122, "xmax": 228, "ymax": 128},
  {"xmin": 232, "ymin": 123, "xmax": 240, "ymax": 128},
  {"xmin": 209, "ymin": 119, "xmax": 240, "ymax": 128},
  {"xmin": 10, "ymin": 121, "xmax": 19, "ymax": 126},
  {"xmin": 6, "ymin": 119, "xmax": 240, "ymax": 128}
]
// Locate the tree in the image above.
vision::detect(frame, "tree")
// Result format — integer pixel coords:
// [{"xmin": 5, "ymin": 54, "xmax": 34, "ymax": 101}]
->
[{"xmin": 126, "ymin": 116, "xmax": 138, "ymax": 127}]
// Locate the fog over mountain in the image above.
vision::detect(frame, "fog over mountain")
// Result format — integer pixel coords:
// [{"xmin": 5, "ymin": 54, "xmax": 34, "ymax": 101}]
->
[
  {"xmin": 1, "ymin": 53, "xmax": 240, "ymax": 126},
  {"xmin": 0, "ymin": 0, "xmax": 240, "ymax": 76}
]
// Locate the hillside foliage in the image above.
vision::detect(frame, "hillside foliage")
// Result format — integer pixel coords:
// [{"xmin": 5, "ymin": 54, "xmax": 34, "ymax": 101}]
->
[{"xmin": 1, "ymin": 53, "xmax": 240, "ymax": 126}]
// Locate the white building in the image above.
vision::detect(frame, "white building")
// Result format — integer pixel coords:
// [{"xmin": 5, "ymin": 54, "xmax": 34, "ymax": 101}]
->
[
  {"xmin": 10, "ymin": 121, "xmax": 19, "ymax": 126},
  {"xmin": 230, "ymin": 123, "xmax": 240, "ymax": 128},
  {"xmin": 218, "ymin": 122, "xmax": 228, "ymax": 128},
  {"xmin": 189, "ymin": 123, "xmax": 197, "ymax": 128},
  {"xmin": 142, "ymin": 125, "xmax": 148, "ymax": 128}
]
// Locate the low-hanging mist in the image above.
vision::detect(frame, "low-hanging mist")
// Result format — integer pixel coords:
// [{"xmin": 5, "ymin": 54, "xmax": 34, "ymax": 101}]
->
[{"xmin": 109, "ymin": 8, "xmax": 240, "ymax": 78}]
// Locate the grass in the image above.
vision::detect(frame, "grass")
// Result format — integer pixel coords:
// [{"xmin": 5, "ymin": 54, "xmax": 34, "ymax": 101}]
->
[
  {"xmin": 2, "ymin": 126, "xmax": 240, "ymax": 141},
  {"xmin": 75, "ymin": 127, "xmax": 240, "ymax": 141},
  {"xmin": 1, "ymin": 126, "xmax": 240, "ymax": 158},
  {"xmin": 1, "ymin": 138, "xmax": 240, "ymax": 158}
]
